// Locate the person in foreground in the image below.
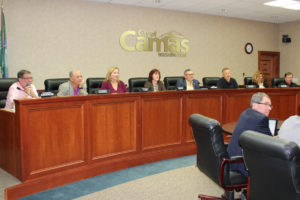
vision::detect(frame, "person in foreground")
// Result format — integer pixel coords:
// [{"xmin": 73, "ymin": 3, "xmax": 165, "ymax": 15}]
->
[
  {"xmin": 278, "ymin": 72, "xmax": 298, "ymax": 88},
  {"xmin": 5, "ymin": 69, "xmax": 39, "ymax": 109},
  {"xmin": 144, "ymin": 69, "xmax": 166, "ymax": 91},
  {"xmin": 227, "ymin": 92, "xmax": 273, "ymax": 178},
  {"xmin": 101, "ymin": 66, "xmax": 128, "ymax": 93},
  {"xmin": 278, "ymin": 115, "xmax": 300, "ymax": 147},
  {"xmin": 57, "ymin": 70, "xmax": 87, "ymax": 96},
  {"xmin": 217, "ymin": 67, "xmax": 239, "ymax": 89},
  {"xmin": 252, "ymin": 70, "xmax": 268, "ymax": 88},
  {"xmin": 176, "ymin": 69, "xmax": 200, "ymax": 90}
]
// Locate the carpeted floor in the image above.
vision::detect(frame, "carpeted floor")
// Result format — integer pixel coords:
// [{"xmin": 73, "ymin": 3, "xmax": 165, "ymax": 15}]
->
[
  {"xmin": 0, "ymin": 155, "xmax": 227, "ymax": 200},
  {"xmin": 75, "ymin": 165, "xmax": 224, "ymax": 200}
]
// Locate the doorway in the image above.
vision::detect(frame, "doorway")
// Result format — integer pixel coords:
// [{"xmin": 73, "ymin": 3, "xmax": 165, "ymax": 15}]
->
[{"xmin": 258, "ymin": 51, "xmax": 280, "ymax": 87}]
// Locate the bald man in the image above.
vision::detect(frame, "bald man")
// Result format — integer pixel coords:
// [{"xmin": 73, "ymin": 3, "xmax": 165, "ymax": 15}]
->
[{"xmin": 57, "ymin": 70, "xmax": 87, "ymax": 96}]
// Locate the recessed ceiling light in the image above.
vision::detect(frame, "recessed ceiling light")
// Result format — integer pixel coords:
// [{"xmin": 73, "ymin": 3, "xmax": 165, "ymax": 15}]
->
[{"xmin": 264, "ymin": 0, "xmax": 300, "ymax": 10}]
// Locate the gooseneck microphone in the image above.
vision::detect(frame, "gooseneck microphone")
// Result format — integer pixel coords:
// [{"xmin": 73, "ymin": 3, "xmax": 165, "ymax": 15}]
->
[{"xmin": 17, "ymin": 87, "xmax": 30, "ymax": 96}]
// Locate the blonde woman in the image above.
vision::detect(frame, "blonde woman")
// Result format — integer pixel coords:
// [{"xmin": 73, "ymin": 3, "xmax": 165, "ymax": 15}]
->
[
  {"xmin": 252, "ymin": 71, "xmax": 269, "ymax": 88},
  {"xmin": 101, "ymin": 66, "xmax": 128, "ymax": 93}
]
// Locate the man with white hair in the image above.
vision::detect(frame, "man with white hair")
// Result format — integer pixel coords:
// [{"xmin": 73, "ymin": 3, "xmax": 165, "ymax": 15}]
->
[{"xmin": 57, "ymin": 70, "xmax": 87, "ymax": 96}]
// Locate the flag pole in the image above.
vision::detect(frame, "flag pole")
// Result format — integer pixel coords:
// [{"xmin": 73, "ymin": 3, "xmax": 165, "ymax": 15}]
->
[{"xmin": 0, "ymin": 0, "xmax": 3, "ymax": 78}]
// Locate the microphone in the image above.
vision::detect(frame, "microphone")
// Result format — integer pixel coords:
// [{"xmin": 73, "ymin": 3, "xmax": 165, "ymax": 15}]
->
[
  {"xmin": 17, "ymin": 87, "xmax": 24, "ymax": 92},
  {"xmin": 17, "ymin": 87, "xmax": 29, "ymax": 95}
]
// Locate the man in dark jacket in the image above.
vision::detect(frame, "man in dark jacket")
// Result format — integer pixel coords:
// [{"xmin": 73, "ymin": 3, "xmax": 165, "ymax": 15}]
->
[
  {"xmin": 217, "ymin": 67, "xmax": 238, "ymax": 89},
  {"xmin": 278, "ymin": 72, "xmax": 298, "ymax": 88},
  {"xmin": 176, "ymin": 69, "xmax": 200, "ymax": 90},
  {"xmin": 228, "ymin": 92, "xmax": 273, "ymax": 177}
]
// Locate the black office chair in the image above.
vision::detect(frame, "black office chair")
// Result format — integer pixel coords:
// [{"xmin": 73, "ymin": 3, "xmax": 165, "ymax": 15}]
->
[
  {"xmin": 44, "ymin": 78, "xmax": 69, "ymax": 95},
  {"xmin": 202, "ymin": 77, "xmax": 220, "ymax": 89},
  {"xmin": 128, "ymin": 77, "xmax": 148, "ymax": 92},
  {"xmin": 243, "ymin": 77, "xmax": 257, "ymax": 88},
  {"xmin": 86, "ymin": 77, "xmax": 105, "ymax": 94},
  {"xmin": 271, "ymin": 77, "xmax": 285, "ymax": 88},
  {"xmin": 189, "ymin": 114, "xmax": 248, "ymax": 200},
  {"xmin": 0, "ymin": 78, "xmax": 18, "ymax": 108},
  {"xmin": 239, "ymin": 130, "xmax": 300, "ymax": 200},
  {"xmin": 163, "ymin": 76, "xmax": 183, "ymax": 90}
]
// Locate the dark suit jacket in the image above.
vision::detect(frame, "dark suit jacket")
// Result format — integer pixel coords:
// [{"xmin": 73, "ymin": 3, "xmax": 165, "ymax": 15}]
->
[
  {"xmin": 253, "ymin": 82, "xmax": 269, "ymax": 88},
  {"xmin": 144, "ymin": 80, "xmax": 166, "ymax": 91},
  {"xmin": 278, "ymin": 80, "xmax": 298, "ymax": 88},
  {"xmin": 217, "ymin": 77, "xmax": 238, "ymax": 89},
  {"xmin": 227, "ymin": 108, "xmax": 272, "ymax": 177},
  {"xmin": 176, "ymin": 78, "xmax": 200, "ymax": 90}
]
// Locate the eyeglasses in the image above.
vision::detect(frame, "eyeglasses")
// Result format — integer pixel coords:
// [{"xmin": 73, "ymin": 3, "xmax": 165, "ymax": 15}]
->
[
  {"xmin": 185, "ymin": 73, "xmax": 194, "ymax": 76},
  {"xmin": 256, "ymin": 102, "xmax": 273, "ymax": 108},
  {"xmin": 22, "ymin": 77, "xmax": 33, "ymax": 80}
]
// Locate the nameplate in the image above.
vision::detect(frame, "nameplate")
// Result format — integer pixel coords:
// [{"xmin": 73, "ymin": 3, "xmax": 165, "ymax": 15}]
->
[
  {"xmin": 40, "ymin": 92, "xmax": 55, "ymax": 98},
  {"xmin": 279, "ymin": 85, "xmax": 288, "ymax": 88},
  {"xmin": 141, "ymin": 87, "xmax": 149, "ymax": 92},
  {"xmin": 245, "ymin": 85, "xmax": 256, "ymax": 88},
  {"xmin": 98, "ymin": 89, "xmax": 110, "ymax": 94},
  {"xmin": 209, "ymin": 86, "xmax": 218, "ymax": 89},
  {"xmin": 176, "ymin": 86, "xmax": 184, "ymax": 91}
]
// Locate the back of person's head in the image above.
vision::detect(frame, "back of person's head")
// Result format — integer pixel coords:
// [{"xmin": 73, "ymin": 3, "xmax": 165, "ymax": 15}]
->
[
  {"xmin": 105, "ymin": 66, "xmax": 120, "ymax": 82},
  {"xmin": 250, "ymin": 92, "xmax": 270, "ymax": 107},
  {"xmin": 148, "ymin": 68, "xmax": 161, "ymax": 81},
  {"xmin": 17, "ymin": 69, "xmax": 31, "ymax": 78}
]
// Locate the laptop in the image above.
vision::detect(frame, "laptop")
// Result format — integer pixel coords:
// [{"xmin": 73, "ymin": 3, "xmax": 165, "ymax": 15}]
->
[{"xmin": 269, "ymin": 118, "xmax": 278, "ymax": 136}]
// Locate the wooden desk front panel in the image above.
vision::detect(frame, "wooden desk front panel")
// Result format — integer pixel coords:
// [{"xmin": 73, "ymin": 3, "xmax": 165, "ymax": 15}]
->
[
  {"xmin": 90, "ymin": 97, "xmax": 138, "ymax": 160},
  {"xmin": 20, "ymin": 102, "xmax": 86, "ymax": 180},
  {"xmin": 224, "ymin": 92, "xmax": 254, "ymax": 123},
  {"xmin": 185, "ymin": 93, "xmax": 223, "ymax": 142},
  {"xmin": 142, "ymin": 94, "xmax": 182, "ymax": 150},
  {"xmin": 0, "ymin": 110, "xmax": 20, "ymax": 179},
  {"xmin": 268, "ymin": 91, "xmax": 297, "ymax": 120}
]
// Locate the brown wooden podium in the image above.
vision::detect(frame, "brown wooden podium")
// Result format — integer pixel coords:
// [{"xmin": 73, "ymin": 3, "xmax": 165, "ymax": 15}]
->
[{"xmin": 1, "ymin": 88, "xmax": 300, "ymax": 199}]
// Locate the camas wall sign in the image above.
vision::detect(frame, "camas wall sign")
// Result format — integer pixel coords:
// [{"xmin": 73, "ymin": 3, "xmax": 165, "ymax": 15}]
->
[{"xmin": 120, "ymin": 30, "xmax": 190, "ymax": 57}]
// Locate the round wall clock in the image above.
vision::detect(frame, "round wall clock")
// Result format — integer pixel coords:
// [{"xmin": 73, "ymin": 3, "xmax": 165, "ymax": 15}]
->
[{"xmin": 245, "ymin": 42, "xmax": 253, "ymax": 54}]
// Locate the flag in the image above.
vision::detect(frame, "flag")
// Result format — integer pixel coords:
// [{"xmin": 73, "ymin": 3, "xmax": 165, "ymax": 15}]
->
[{"xmin": 0, "ymin": 9, "xmax": 8, "ymax": 78}]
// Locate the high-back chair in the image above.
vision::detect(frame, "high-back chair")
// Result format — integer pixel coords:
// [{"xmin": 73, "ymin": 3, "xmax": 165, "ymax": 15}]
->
[
  {"xmin": 271, "ymin": 77, "xmax": 285, "ymax": 88},
  {"xmin": 128, "ymin": 77, "xmax": 148, "ymax": 92},
  {"xmin": 44, "ymin": 78, "xmax": 69, "ymax": 95},
  {"xmin": 239, "ymin": 130, "xmax": 300, "ymax": 200},
  {"xmin": 0, "ymin": 78, "xmax": 18, "ymax": 108},
  {"xmin": 163, "ymin": 76, "xmax": 183, "ymax": 90},
  {"xmin": 202, "ymin": 77, "xmax": 220, "ymax": 89},
  {"xmin": 243, "ymin": 77, "xmax": 257, "ymax": 88},
  {"xmin": 86, "ymin": 77, "xmax": 105, "ymax": 94},
  {"xmin": 189, "ymin": 114, "xmax": 248, "ymax": 200}
]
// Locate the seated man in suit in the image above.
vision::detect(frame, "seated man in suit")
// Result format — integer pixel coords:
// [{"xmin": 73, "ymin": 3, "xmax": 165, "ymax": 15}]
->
[
  {"xmin": 5, "ymin": 69, "xmax": 39, "ymax": 109},
  {"xmin": 227, "ymin": 92, "xmax": 273, "ymax": 177},
  {"xmin": 278, "ymin": 72, "xmax": 298, "ymax": 88},
  {"xmin": 278, "ymin": 115, "xmax": 300, "ymax": 147},
  {"xmin": 57, "ymin": 70, "xmax": 87, "ymax": 96},
  {"xmin": 176, "ymin": 69, "xmax": 200, "ymax": 90},
  {"xmin": 217, "ymin": 67, "xmax": 239, "ymax": 89}
]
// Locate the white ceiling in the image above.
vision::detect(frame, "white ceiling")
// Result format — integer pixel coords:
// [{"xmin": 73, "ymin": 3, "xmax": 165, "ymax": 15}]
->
[{"xmin": 87, "ymin": 0, "xmax": 300, "ymax": 23}]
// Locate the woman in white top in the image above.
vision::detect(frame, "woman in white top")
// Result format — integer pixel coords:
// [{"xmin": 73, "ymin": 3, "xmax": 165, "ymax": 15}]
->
[{"xmin": 252, "ymin": 70, "xmax": 269, "ymax": 88}]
